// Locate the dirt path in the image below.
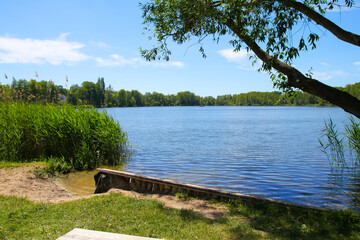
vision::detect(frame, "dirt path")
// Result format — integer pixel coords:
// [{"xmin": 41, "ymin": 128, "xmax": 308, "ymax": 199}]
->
[{"xmin": 0, "ymin": 166, "xmax": 228, "ymax": 219}]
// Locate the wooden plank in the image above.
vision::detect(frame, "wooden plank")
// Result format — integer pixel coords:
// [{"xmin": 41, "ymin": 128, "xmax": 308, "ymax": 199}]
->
[
  {"xmin": 97, "ymin": 168, "xmax": 267, "ymax": 201},
  {"xmin": 96, "ymin": 168, "xmax": 322, "ymax": 211},
  {"xmin": 57, "ymin": 228, "xmax": 161, "ymax": 240}
]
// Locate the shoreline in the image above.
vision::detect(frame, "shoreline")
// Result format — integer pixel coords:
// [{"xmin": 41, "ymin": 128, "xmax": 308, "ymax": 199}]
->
[{"xmin": 0, "ymin": 165, "xmax": 228, "ymax": 219}]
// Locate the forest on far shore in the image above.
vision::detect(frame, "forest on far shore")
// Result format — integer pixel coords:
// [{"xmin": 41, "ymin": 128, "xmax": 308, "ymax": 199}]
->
[{"xmin": 1, "ymin": 77, "xmax": 359, "ymax": 108}]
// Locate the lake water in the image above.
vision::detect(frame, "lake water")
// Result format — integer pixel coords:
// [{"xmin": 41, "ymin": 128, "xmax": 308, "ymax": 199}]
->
[{"xmin": 101, "ymin": 106, "xmax": 359, "ymax": 210}]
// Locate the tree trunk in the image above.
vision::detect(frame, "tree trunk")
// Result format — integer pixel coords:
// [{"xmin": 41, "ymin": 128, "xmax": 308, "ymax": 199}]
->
[{"xmin": 288, "ymin": 76, "xmax": 360, "ymax": 119}]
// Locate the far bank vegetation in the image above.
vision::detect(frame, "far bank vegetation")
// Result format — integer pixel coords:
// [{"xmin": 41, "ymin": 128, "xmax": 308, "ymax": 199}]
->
[{"xmin": 1, "ymin": 77, "xmax": 360, "ymax": 107}]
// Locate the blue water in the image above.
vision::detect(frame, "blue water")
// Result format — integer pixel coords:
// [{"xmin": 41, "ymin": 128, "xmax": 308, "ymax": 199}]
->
[{"xmin": 101, "ymin": 106, "xmax": 358, "ymax": 210}]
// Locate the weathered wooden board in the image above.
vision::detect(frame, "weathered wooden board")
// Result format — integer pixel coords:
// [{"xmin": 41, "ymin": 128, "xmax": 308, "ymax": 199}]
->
[
  {"xmin": 95, "ymin": 168, "xmax": 320, "ymax": 211},
  {"xmin": 96, "ymin": 168, "xmax": 256, "ymax": 200},
  {"xmin": 57, "ymin": 228, "xmax": 161, "ymax": 240}
]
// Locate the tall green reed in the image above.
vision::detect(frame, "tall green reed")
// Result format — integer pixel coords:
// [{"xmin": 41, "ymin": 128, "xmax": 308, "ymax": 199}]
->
[
  {"xmin": 0, "ymin": 102, "xmax": 129, "ymax": 171},
  {"xmin": 345, "ymin": 117, "xmax": 360, "ymax": 166},
  {"xmin": 319, "ymin": 119, "xmax": 346, "ymax": 168},
  {"xmin": 320, "ymin": 117, "xmax": 360, "ymax": 169}
]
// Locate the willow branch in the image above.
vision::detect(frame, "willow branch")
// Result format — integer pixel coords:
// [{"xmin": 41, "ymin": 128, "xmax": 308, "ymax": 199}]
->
[
  {"xmin": 281, "ymin": 0, "xmax": 360, "ymax": 47},
  {"xmin": 213, "ymin": 0, "xmax": 360, "ymax": 46},
  {"xmin": 225, "ymin": 19, "xmax": 360, "ymax": 118}
]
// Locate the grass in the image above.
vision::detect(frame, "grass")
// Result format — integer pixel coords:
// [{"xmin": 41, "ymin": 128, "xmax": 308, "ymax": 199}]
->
[
  {"xmin": 0, "ymin": 102, "xmax": 129, "ymax": 171},
  {"xmin": 175, "ymin": 191, "xmax": 190, "ymax": 200},
  {"xmin": 0, "ymin": 161, "xmax": 47, "ymax": 169},
  {"xmin": 0, "ymin": 194, "xmax": 243, "ymax": 240},
  {"xmin": 0, "ymin": 164, "xmax": 359, "ymax": 239},
  {"xmin": 1, "ymin": 103, "xmax": 359, "ymax": 239},
  {"xmin": 0, "ymin": 193, "xmax": 359, "ymax": 240},
  {"xmin": 226, "ymin": 199, "xmax": 360, "ymax": 239},
  {"xmin": 0, "ymin": 161, "xmax": 70, "ymax": 179}
]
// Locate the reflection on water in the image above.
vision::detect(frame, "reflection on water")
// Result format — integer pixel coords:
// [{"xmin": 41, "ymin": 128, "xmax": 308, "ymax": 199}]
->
[
  {"xmin": 93, "ymin": 106, "xmax": 359, "ymax": 210},
  {"xmin": 344, "ymin": 168, "xmax": 360, "ymax": 209},
  {"xmin": 59, "ymin": 170, "xmax": 97, "ymax": 196},
  {"xmin": 59, "ymin": 165, "xmax": 125, "ymax": 196}
]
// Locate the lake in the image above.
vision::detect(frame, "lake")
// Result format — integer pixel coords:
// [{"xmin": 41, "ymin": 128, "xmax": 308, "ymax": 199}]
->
[{"xmin": 101, "ymin": 106, "xmax": 359, "ymax": 210}]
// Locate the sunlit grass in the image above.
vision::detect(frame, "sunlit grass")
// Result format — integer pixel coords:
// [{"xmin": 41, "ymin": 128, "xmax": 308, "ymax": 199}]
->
[
  {"xmin": 0, "ymin": 194, "xmax": 253, "ymax": 240},
  {"xmin": 0, "ymin": 193, "xmax": 359, "ymax": 240}
]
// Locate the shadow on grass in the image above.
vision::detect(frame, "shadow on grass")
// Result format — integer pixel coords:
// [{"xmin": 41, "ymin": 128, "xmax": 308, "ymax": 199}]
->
[
  {"xmin": 179, "ymin": 209, "xmax": 204, "ymax": 221},
  {"xmin": 227, "ymin": 198, "xmax": 360, "ymax": 240}
]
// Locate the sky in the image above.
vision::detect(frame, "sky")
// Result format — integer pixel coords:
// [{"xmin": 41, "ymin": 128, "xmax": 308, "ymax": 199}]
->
[{"xmin": 0, "ymin": 0, "xmax": 359, "ymax": 97}]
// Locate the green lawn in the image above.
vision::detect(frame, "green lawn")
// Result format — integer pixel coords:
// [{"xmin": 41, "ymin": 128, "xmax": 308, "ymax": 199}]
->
[{"xmin": 1, "ymin": 192, "xmax": 359, "ymax": 240}]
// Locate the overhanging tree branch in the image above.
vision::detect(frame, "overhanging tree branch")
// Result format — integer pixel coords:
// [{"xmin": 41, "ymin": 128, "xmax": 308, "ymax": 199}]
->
[
  {"xmin": 281, "ymin": 0, "xmax": 360, "ymax": 47},
  {"xmin": 212, "ymin": 0, "xmax": 360, "ymax": 47},
  {"xmin": 226, "ymin": 19, "xmax": 360, "ymax": 118},
  {"xmin": 141, "ymin": 0, "xmax": 360, "ymax": 118}
]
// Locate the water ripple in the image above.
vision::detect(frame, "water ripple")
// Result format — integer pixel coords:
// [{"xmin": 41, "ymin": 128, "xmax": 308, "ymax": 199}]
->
[{"xmin": 102, "ymin": 106, "xmax": 357, "ymax": 210}]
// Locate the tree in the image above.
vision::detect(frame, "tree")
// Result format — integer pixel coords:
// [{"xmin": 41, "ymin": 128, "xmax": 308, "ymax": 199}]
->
[
  {"xmin": 67, "ymin": 84, "xmax": 80, "ymax": 105},
  {"xmin": 131, "ymin": 90, "xmax": 144, "ymax": 106},
  {"xmin": 140, "ymin": 0, "xmax": 360, "ymax": 118},
  {"xmin": 201, "ymin": 96, "xmax": 216, "ymax": 105},
  {"xmin": 77, "ymin": 81, "xmax": 98, "ymax": 106},
  {"xmin": 176, "ymin": 91, "xmax": 201, "ymax": 105},
  {"xmin": 97, "ymin": 77, "xmax": 106, "ymax": 107},
  {"xmin": 216, "ymin": 94, "xmax": 232, "ymax": 105},
  {"xmin": 117, "ymin": 89, "xmax": 128, "ymax": 107},
  {"xmin": 104, "ymin": 85, "xmax": 117, "ymax": 107}
]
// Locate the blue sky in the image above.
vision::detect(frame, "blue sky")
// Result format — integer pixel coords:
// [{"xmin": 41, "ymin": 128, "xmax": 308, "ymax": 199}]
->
[{"xmin": 0, "ymin": 1, "xmax": 359, "ymax": 97}]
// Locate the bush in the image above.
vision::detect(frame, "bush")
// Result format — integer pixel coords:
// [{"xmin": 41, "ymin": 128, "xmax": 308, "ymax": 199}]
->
[{"xmin": 0, "ymin": 102, "xmax": 129, "ymax": 171}]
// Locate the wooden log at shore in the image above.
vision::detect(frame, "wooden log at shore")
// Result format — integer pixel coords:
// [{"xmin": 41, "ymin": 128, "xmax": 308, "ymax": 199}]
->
[{"xmin": 94, "ymin": 168, "xmax": 321, "ymax": 211}]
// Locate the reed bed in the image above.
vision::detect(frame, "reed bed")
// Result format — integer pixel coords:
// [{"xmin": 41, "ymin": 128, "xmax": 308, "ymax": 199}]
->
[{"xmin": 0, "ymin": 102, "xmax": 129, "ymax": 171}]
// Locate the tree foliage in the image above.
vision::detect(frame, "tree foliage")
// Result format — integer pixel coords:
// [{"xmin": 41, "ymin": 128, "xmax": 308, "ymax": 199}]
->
[
  {"xmin": 140, "ymin": 0, "xmax": 360, "ymax": 117},
  {"xmin": 0, "ymin": 79, "xmax": 65, "ymax": 104},
  {"xmin": 64, "ymin": 86, "xmax": 347, "ymax": 107},
  {"xmin": 2, "ymin": 78, "xmax": 359, "ymax": 107}
]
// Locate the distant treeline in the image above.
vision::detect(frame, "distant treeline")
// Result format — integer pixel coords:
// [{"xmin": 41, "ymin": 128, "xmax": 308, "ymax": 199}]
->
[{"xmin": 1, "ymin": 77, "xmax": 359, "ymax": 107}]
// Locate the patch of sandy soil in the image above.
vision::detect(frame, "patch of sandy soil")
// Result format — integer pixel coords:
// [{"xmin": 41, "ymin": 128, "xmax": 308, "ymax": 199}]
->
[
  {"xmin": 0, "ymin": 166, "xmax": 228, "ymax": 219},
  {"xmin": 0, "ymin": 166, "xmax": 76, "ymax": 203}
]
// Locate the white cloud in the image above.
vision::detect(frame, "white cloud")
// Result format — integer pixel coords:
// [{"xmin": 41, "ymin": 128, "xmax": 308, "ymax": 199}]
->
[
  {"xmin": 218, "ymin": 48, "xmax": 249, "ymax": 63},
  {"xmin": 58, "ymin": 32, "xmax": 70, "ymax": 41},
  {"xmin": 313, "ymin": 70, "xmax": 348, "ymax": 81},
  {"xmin": 96, "ymin": 54, "xmax": 184, "ymax": 68},
  {"xmin": 141, "ymin": 60, "xmax": 184, "ymax": 68},
  {"xmin": 320, "ymin": 62, "xmax": 330, "ymax": 66},
  {"xmin": 96, "ymin": 54, "xmax": 138, "ymax": 67},
  {"xmin": 218, "ymin": 48, "xmax": 260, "ymax": 71},
  {"xmin": 0, "ymin": 34, "xmax": 184, "ymax": 68},
  {"xmin": 0, "ymin": 34, "xmax": 89, "ymax": 65},
  {"xmin": 313, "ymin": 72, "xmax": 332, "ymax": 81},
  {"xmin": 88, "ymin": 41, "xmax": 114, "ymax": 49},
  {"xmin": 353, "ymin": 62, "xmax": 360, "ymax": 65}
]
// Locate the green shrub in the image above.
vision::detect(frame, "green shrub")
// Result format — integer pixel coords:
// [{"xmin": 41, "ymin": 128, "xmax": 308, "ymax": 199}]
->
[{"xmin": 0, "ymin": 102, "xmax": 129, "ymax": 171}]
